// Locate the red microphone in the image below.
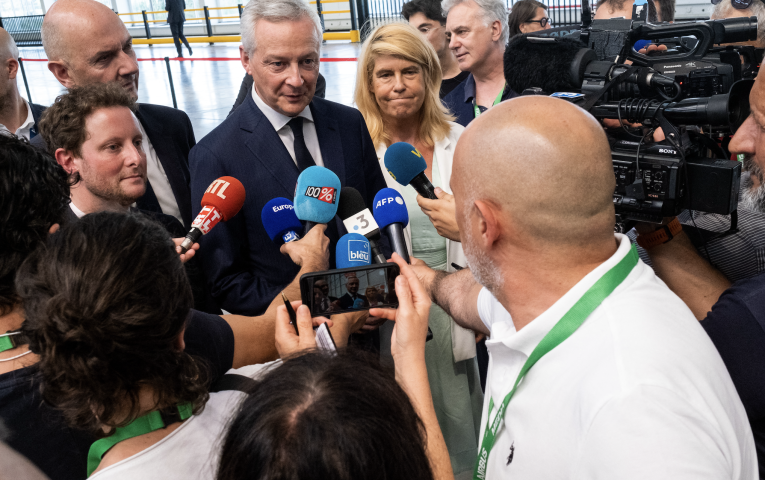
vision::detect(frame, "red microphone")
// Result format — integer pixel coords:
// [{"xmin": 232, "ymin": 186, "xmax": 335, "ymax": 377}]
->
[{"xmin": 180, "ymin": 176, "xmax": 246, "ymax": 253}]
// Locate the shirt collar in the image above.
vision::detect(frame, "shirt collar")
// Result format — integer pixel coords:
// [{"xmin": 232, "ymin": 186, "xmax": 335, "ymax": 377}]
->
[
  {"xmin": 251, "ymin": 84, "xmax": 313, "ymax": 132},
  {"xmin": 488, "ymin": 234, "xmax": 636, "ymax": 358},
  {"xmin": 69, "ymin": 202, "xmax": 87, "ymax": 219},
  {"xmin": 0, "ymin": 98, "xmax": 35, "ymax": 136},
  {"xmin": 462, "ymin": 74, "xmax": 476, "ymax": 103}
]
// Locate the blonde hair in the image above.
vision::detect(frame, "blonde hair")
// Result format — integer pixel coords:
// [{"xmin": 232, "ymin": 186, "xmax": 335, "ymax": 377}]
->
[{"xmin": 354, "ymin": 22, "xmax": 454, "ymax": 148}]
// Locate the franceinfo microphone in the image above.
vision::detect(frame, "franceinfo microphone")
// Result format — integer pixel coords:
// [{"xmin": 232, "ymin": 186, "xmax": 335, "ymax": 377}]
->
[
  {"xmin": 181, "ymin": 176, "xmax": 246, "ymax": 253},
  {"xmin": 336, "ymin": 233, "xmax": 372, "ymax": 269},
  {"xmin": 294, "ymin": 166, "xmax": 341, "ymax": 235},
  {"xmin": 337, "ymin": 186, "xmax": 386, "ymax": 265},
  {"xmin": 262, "ymin": 197, "xmax": 302, "ymax": 244},
  {"xmin": 384, "ymin": 143, "xmax": 437, "ymax": 200},
  {"xmin": 373, "ymin": 188, "xmax": 410, "ymax": 264}
]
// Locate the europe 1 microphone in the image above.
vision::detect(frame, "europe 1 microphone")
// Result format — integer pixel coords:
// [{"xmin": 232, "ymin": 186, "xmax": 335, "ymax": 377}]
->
[
  {"xmin": 262, "ymin": 197, "xmax": 302, "ymax": 244},
  {"xmin": 181, "ymin": 176, "xmax": 246, "ymax": 254},
  {"xmin": 294, "ymin": 166, "xmax": 341, "ymax": 235},
  {"xmin": 337, "ymin": 186, "xmax": 386, "ymax": 265},
  {"xmin": 384, "ymin": 142, "xmax": 438, "ymax": 200},
  {"xmin": 373, "ymin": 188, "xmax": 410, "ymax": 264}
]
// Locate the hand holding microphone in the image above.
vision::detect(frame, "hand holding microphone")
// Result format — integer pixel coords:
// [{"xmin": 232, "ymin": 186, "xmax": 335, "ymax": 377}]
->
[
  {"xmin": 373, "ymin": 188, "xmax": 411, "ymax": 264},
  {"xmin": 416, "ymin": 187, "xmax": 461, "ymax": 243},
  {"xmin": 280, "ymin": 223, "xmax": 330, "ymax": 270},
  {"xmin": 181, "ymin": 176, "xmax": 246, "ymax": 254},
  {"xmin": 384, "ymin": 142, "xmax": 437, "ymax": 200}
]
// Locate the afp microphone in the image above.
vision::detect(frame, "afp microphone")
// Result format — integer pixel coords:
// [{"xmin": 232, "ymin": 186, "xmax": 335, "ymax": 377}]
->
[
  {"xmin": 262, "ymin": 197, "xmax": 302, "ymax": 244},
  {"xmin": 384, "ymin": 142, "xmax": 437, "ymax": 200},
  {"xmin": 181, "ymin": 176, "xmax": 245, "ymax": 253},
  {"xmin": 373, "ymin": 188, "xmax": 410, "ymax": 264},
  {"xmin": 337, "ymin": 186, "xmax": 386, "ymax": 264},
  {"xmin": 336, "ymin": 233, "xmax": 371, "ymax": 269},
  {"xmin": 294, "ymin": 166, "xmax": 341, "ymax": 235}
]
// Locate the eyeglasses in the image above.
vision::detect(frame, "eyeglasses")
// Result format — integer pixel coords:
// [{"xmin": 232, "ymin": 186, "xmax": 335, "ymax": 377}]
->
[
  {"xmin": 525, "ymin": 17, "xmax": 551, "ymax": 27},
  {"xmin": 711, "ymin": 0, "xmax": 764, "ymax": 9}
]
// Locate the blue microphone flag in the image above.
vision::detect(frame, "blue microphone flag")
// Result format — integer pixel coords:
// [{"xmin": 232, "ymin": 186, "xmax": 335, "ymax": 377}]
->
[
  {"xmin": 373, "ymin": 188, "xmax": 409, "ymax": 229},
  {"xmin": 261, "ymin": 197, "xmax": 302, "ymax": 244},
  {"xmin": 336, "ymin": 233, "xmax": 371, "ymax": 269},
  {"xmin": 383, "ymin": 142, "xmax": 427, "ymax": 187},
  {"xmin": 294, "ymin": 166, "xmax": 341, "ymax": 224}
]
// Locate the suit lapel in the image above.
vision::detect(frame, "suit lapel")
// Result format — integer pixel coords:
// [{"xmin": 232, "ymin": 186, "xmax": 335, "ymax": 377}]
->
[{"xmin": 310, "ymin": 100, "xmax": 345, "ymax": 184}]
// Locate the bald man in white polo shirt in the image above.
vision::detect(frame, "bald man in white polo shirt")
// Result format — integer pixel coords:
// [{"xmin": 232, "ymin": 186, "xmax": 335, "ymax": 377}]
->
[{"xmin": 412, "ymin": 96, "xmax": 756, "ymax": 479}]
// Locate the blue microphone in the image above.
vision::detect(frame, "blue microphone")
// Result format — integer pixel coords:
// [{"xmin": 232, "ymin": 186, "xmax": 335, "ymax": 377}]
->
[
  {"xmin": 373, "ymin": 188, "xmax": 410, "ymax": 264},
  {"xmin": 383, "ymin": 142, "xmax": 437, "ymax": 200},
  {"xmin": 294, "ymin": 166, "xmax": 341, "ymax": 235},
  {"xmin": 336, "ymin": 233, "xmax": 371, "ymax": 269},
  {"xmin": 261, "ymin": 197, "xmax": 302, "ymax": 244}
]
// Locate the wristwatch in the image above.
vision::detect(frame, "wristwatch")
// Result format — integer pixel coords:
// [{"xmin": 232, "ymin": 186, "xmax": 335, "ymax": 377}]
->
[{"xmin": 636, "ymin": 217, "xmax": 682, "ymax": 250}]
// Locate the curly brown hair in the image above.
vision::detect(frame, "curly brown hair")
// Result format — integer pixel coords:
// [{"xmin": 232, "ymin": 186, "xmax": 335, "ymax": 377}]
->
[
  {"xmin": 17, "ymin": 212, "xmax": 209, "ymax": 436},
  {"xmin": 38, "ymin": 82, "xmax": 137, "ymax": 159}
]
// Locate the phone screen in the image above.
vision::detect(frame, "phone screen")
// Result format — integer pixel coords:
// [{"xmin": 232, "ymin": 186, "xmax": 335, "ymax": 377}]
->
[{"xmin": 302, "ymin": 264, "xmax": 400, "ymax": 317}]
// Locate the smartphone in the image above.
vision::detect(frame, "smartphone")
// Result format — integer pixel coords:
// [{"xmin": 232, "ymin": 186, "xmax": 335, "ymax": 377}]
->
[{"xmin": 300, "ymin": 263, "xmax": 400, "ymax": 317}]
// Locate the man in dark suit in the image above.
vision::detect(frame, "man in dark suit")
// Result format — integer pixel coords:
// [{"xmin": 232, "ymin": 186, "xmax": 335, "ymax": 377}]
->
[
  {"xmin": 37, "ymin": 0, "xmax": 196, "ymax": 229},
  {"xmin": 336, "ymin": 276, "xmax": 368, "ymax": 310},
  {"xmin": 0, "ymin": 28, "xmax": 46, "ymax": 140},
  {"xmin": 190, "ymin": 0, "xmax": 388, "ymax": 316},
  {"xmin": 165, "ymin": 0, "xmax": 192, "ymax": 58}
]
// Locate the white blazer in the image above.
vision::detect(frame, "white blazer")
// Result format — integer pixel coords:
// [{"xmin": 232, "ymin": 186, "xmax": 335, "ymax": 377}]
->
[{"xmin": 375, "ymin": 122, "xmax": 477, "ymax": 362}]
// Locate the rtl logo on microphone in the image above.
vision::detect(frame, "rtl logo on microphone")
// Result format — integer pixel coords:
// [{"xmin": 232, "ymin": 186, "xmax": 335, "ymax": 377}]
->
[
  {"xmin": 205, "ymin": 178, "xmax": 231, "ymax": 199},
  {"xmin": 305, "ymin": 186, "xmax": 337, "ymax": 204},
  {"xmin": 348, "ymin": 240, "xmax": 369, "ymax": 263},
  {"xmin": 191, "ymin": 205, "xmax": 222, "ymax": 234}
]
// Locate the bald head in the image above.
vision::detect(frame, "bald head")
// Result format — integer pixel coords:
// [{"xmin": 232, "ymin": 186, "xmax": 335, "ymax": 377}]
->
[
  {"xmin": 43, "ymin": 0, "xmax": 121, "ymax": 61},
  {"xmin": 0, "ymin": 29, "xmax": 19, "ymax": 64},
  {"xmin": 453, "ymin": 96, "xmax": 615, "ymax": 251}
]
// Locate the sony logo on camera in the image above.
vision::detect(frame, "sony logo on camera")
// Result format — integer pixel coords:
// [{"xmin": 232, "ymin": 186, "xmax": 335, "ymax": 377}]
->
[{"xmin": 658, "ymin": 148, "xmax": 676, "ymax": 154}]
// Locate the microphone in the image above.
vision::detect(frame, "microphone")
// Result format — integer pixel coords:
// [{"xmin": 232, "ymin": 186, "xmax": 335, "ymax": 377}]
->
[
  {"xmin": 373, "ymin": 188, "xmax": 410, "ymax": 264},
  {"xmin": 337, "ymin": 186, "xmax": 386, "ymax": 264},
  {"xmin": 336, "ymin": 233, "xmax": 371, "ymax": 269},
  {"xmin": 384, "ymin": 143, "xmax": 437, "ymax": 200},
  {"xmin": 181, "ymin": 176, "xmax": 246, "ymax": 253},
  {"xmin": 294, "ymin": 166, "xmax": 341, "ymax": 235},
  {"xmin": 261, "ymin": 197, "xmax": 302, "ymax": 244}
]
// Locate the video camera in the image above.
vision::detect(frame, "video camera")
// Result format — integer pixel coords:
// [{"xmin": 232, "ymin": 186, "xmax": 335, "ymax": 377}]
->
[{"xmin": 508, "ymin": 4, "xmax": 759, "ymax": 231}]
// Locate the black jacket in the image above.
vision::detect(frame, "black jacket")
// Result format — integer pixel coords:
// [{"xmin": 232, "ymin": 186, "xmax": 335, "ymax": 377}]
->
[{"xmin": 165, "ymin": 0, "xmax": 186, "ymax": 23}]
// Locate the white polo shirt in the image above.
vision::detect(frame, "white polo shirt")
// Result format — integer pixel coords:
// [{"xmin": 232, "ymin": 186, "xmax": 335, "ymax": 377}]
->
[{"xmin": 476, "ymin": 234, "xmax": 756, "ymax": 479}]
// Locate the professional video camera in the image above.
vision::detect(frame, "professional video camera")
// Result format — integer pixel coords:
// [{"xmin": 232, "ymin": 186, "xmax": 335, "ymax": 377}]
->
[{"xmin": 507, "ymin": 6, "xmax": 758, "ymax": 231}]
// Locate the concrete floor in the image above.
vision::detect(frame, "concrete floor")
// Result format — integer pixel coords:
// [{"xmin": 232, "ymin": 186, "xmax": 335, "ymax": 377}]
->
[{"xmin": 17, "ymin": 42, "xmax": 362, "ymax": 140}]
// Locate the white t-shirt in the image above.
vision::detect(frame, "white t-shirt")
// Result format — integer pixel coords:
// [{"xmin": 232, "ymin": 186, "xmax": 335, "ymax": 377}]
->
[
  {"xmin": 90, "ymin": 362, "xmax": 279, "ymax": 480},
  {"xmin": 475, "ymin": 234, "xmax": 757, "ymax": 480}
]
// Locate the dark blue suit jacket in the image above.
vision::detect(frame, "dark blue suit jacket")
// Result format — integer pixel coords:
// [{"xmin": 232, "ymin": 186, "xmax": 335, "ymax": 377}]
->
[
  {"xmin": 442, "ymin": 74, "xmax": 517, "ymax": 127},
  {"xmin": 190, "ymin": 92, "xmax": 388, "ymax": 315}
]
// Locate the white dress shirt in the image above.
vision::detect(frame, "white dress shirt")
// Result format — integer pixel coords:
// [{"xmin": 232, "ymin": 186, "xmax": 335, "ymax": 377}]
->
[
  {"xmin": 134, "ymin": 115, "xmax": 183, "ymax": 225},
  {"xmin": 69, "ymin": 202, "xmax": 87, "ymax": 219},
  {"xmin": 251, "ymin": 85, "xmax": 324, "ymax": 167},
  {"xmin": 0, "ymin": 98, "xmax": 35, "ymax": 140},
  {"xmin": 475, "ymin": 234, "xmax": 757, "ymax": 479}
]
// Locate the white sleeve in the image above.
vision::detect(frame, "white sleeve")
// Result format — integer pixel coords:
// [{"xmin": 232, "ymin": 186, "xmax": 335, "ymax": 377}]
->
[
  {"xmin": 476, "ymin": 288, "xmax": 514, "ymax": 334},
  {"xmin": 574, "ymin": 385, "xmax": 748, "ymax": 480}
]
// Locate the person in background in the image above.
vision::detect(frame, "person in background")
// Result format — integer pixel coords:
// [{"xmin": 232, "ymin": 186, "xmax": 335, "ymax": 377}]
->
[
  {"xmin": 0, "ymin": 28, "xmax": 46, "ymax": 140},
  {"xmin": 711, "ymin": 0, "xmax": 765, "ymax": 47},
  {"xmin": 507, "ymin": 0, "xmax": 552, "ymax": 37},
  {"xmin": 337, "ymin": 276, "xmax": 367, "ymax": 310},
  {"xmin": 354, "ymin": 23, "xmax": 481, "ymax": 479},
  {"xmin": 594, "ymin": 0, "xmax": 673, "ymax": 22},
  {"xmin": 365, "ymin": 286, "xmax": 383, "ymax": 307},
  {"xmin": 441, "ymin": 0, "xmax": 515, "ymax": 127},
  {"xmin": 402, "ymin": 0, "xmax": 469, "ymax": 98},
  {"xmin": 165, "ymin": 0, "xmax": 193, "ymax": 58}
]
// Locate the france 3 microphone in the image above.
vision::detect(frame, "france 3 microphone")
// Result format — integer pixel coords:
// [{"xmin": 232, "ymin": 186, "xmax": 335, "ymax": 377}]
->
[
  {"xmin": 373, "ymin": 188, "xmax": 410, "ymax": 264},
  {"xmin": 337, "ymin": 186, "xmax": 386, "ymax": 265},
  {"xmin": 383, "ymin": 142, "xmax": 437, "ymax": 200},
  {"xmin": 293, "ymin": 166, "xmax": 341, "ymax": 235},
  {"xmin": 262, "ymin": 198, "xmax": 302, "ymax": 244},
  {"xmin": 180, "ymin": 176, "xmax": 245, "ymax": 254},
  {"xmin": 336, "ymin": 233, "xmax": 372, "ymax": 269}
]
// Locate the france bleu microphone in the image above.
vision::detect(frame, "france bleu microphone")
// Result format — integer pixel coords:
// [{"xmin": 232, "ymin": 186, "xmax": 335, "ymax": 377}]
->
[
  {"xmin": 336, "ymin": 233, "xmax": 371, "ymax": 269},
  {"xmin": 294, "ymin": 166, "xmax": 341, "ymax": 235},
  {"xmin": 373, "ymin": 188, "xmax": 410, "ymax": 264},
  {"xmin": 384, "ymin": 143, "xmax": 437, "ymax": 200},
  {"xmin": 181, "ymin": 176, "xmax": 246, "ymax": 253},
  {"xmin": 337, "ymin": 186, "xmax": 386, "ymax": 265},
  {"xmin": 262, "ymin": 198, "xmax": 302, "ymax": 244}
]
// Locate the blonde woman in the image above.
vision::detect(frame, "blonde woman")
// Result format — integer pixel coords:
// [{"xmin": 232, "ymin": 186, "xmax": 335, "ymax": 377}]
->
[{"xmin": 354, "ymin": 22, "xmax": 482, "ymax": 479}]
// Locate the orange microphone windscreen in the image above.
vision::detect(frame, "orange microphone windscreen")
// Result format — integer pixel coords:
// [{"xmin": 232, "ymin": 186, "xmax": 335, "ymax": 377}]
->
[{"xmin": 201, "ymin": 176, "xmax": 246, "ymax": 221}]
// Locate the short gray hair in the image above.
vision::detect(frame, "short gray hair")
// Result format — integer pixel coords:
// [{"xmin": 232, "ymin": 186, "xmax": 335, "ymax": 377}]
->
[
  {"xmin": 241, "ymin": 0, "xmax": 323, "ymax": 56},
  {"xmin": 711, "ymin": 0, "xmax": 765, "ymax": 47},
  {"xmin": 442, "ymin": 0, "xmax": 509, "ymax": 44}
]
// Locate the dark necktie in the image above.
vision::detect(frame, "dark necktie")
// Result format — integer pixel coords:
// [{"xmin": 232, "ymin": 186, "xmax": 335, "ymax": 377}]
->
[{"xmin": 288, "ymin": 117, "xmax": 315, "ymax": 172}]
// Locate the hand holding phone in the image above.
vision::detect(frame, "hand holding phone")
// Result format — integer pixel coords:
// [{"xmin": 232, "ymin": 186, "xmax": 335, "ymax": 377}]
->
[{"xmin": 275, "ymin": 300, "xmax": 334, "ymax": 358}]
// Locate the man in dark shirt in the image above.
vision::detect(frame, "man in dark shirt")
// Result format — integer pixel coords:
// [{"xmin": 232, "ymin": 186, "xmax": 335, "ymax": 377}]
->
[{"xmin": 401, "ymin": 0, "xmax": 469, "ymax": 98}]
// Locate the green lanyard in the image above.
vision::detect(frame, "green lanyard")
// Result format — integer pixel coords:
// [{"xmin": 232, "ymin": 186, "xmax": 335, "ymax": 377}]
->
[
  {"xmin": 87, "ymin": 403, "xmax": 193, "ymax": 477},
  {"xmin": 0, "ymin": 331, "xmax": 22, "ymax": 352},
  {"xmin": 473, "ymin": 244, "xmax": 639, "ymax": 480},
  {"xmin": 473, "ymin": 84, "xmax": 506, "ymax": 119}
]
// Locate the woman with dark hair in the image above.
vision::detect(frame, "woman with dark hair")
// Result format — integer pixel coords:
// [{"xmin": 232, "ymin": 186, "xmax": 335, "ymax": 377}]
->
[{"xmin": 508, "ymin": 0, "xmax": 551, "ymax": 37}]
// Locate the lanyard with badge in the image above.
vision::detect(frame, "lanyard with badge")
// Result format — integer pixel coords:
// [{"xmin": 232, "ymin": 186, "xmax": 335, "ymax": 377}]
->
[
  {"xmin": 473, "ymin": 244, "xmax": 639, "ymax": 480},
  {"xmin": 473, "ymin": 84, "xmax": 506, "ymax": 119}
]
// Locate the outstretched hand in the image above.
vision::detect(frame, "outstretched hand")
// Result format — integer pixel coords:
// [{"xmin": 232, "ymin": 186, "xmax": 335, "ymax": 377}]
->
[
  {"xmin": 173, "ymin": 238, "xmax": 199, "ymax": 264},
  {"xmin": 275, "ymin": 301, "xmax": 333, "ymax": 358}
]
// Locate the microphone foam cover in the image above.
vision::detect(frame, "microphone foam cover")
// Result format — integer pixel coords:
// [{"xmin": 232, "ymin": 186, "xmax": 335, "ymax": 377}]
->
[
  {"xmin": 201, "ymin": 176, "xmax": 246, "ymax": 221},
  {"xmin": 373, "ymin": 188, "xmax": 409, "ymax": 229},
  {"xmin": 261, "ymin": 197, "xmax": 303, "ymax": 243},
  {"xmin": 294, "ymin": 166, "xmax": 341, "ymax": 224},
  {"xmin": 336, "ymin": 233, "xmax": 371, "ymax": 269},
  {"xmin": 337, "ymin": 186, "xmax": 366, "ymax": 219},
  {"xmin": 384, "ymin": 142, "xmax": 427, "ymax": 187}
]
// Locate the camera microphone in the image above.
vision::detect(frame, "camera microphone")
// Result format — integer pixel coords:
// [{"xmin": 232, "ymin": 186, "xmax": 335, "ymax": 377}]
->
[
  {"xmin": 294, "ymin": 166, "xmax": 341, "ymax": 235},
  {"xmin": 181, "ymin": 176, "xmax": 245, "ymax": 253},
  {"xmin": 384, "ymin": 142, "xmax": 437, "ymax": 200}
]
